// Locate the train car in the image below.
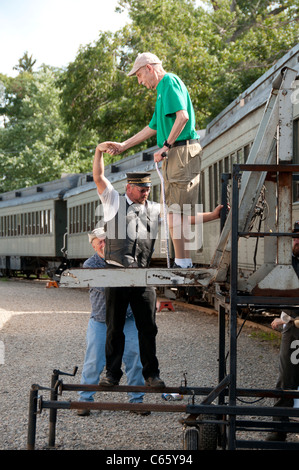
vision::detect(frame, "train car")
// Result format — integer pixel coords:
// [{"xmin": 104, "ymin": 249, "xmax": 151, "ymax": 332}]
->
[
  {"xmin": 198, "ymin": 43, "xmax": 299, "ymax": 280},
  {"xmin": 0, "ymin": 174, "xmax": 80, "ymax": 277},
  {"xmin": 1, "ymin": 44, "xmax": 298, "ymax": 291},
  {"xmin": 64, "ymin": 44, "xmax": 299, "ymax": 290}
]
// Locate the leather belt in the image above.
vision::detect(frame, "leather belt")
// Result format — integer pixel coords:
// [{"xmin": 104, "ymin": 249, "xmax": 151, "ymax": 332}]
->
[{"xmin": 171, "ymin": 139, "xmax": 199, "ymax": 148}]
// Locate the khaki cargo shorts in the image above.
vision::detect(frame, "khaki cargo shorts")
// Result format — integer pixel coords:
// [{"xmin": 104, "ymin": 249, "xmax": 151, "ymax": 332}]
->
[{"xmin": 161, "ymin": 142, "xmax": 202, "ymax": 215}]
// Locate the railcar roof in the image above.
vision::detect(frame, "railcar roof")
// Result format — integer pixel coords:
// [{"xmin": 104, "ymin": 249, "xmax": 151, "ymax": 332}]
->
[{"xmin": 0, "ymin": 174, "xmax": 81, "ymax": 208}]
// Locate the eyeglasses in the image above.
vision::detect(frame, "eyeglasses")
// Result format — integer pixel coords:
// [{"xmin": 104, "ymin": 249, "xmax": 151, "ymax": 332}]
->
[{"xmin": 132, "ymin": 186, "xmax": 151, "ymax": 193}]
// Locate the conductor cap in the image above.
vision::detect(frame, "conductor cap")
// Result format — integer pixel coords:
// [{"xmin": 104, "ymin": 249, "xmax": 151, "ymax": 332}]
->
[{"xmin": 126, "ymin": 172, "xmax": 152, "ymax": 187}]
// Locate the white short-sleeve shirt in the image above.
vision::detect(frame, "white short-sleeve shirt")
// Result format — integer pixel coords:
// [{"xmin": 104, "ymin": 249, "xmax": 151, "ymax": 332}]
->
[{"xmin": 99, "ymin": 182, "xmax": 156, "ymax": 221}]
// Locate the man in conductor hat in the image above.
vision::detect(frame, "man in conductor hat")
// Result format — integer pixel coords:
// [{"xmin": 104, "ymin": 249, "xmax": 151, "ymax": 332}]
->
[
  {"xmin": 102, "ymin": 52, "xmax": 201, "ymax": 269},
  {"xmin": 92, "ymin": 142, "xmax": 165, "ymax": 388}
]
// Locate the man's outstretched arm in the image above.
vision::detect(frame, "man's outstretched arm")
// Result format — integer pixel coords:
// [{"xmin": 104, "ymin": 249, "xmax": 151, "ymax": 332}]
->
[{"xmin": 93, "ymin": 143, "xmax": 111, "ymax": 195}]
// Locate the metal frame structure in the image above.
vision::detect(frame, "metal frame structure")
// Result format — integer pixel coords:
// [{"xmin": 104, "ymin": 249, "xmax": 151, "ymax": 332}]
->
[
  {"xmin": 214, "ymin": 162, "xmax": 299, "ymax": 449},
  {"xmin": 27, "ymin": 162, "xmax": 299, "ymax": 450},
  {"xmin": 27, "ymin": 67, "xmax": 299, "ymax": 450}
]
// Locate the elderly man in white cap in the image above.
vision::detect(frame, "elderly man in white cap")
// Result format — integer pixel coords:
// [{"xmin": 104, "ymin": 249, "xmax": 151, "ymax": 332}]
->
[
  {"xmin": 78, "ymin": 227, "xmax": 148, "ymax": 416},
  {"xmin": 103, "ymin": 52, "xmax": 202, "ymax": 269}
]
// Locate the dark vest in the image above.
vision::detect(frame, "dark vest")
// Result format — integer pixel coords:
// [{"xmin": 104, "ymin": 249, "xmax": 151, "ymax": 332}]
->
[
  {"xmin": 104, "ymin": 195, "xmax": 160, "ymax": 268},
  {"xmin": 292, "ymin": 255, "xmax": 299, "ymax": 278}
]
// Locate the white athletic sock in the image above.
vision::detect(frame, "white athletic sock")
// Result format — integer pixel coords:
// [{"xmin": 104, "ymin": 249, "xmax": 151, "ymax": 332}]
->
[{"xmin": 174, "ymin": 258, "xmax": 193, "ymax": 268}]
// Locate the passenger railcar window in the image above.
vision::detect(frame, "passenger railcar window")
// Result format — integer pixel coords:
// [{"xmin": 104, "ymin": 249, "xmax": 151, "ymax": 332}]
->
[
  {"xmin": 218, "ymin": 160, "xmax": 223, "ymax": 205},
  {"xmin": 224, "ymin": 156, "xmax": 229, "ymax": 173},
  {"xmin": 21, "ymin": 214, "xmax": 24, "ymax": 236},
  {"xmin": 36, "ymin": 211, "xmax": 40, "ymax": 235},
  {"xmin": 293, "ymin": 118, "xmax": 299, "ymax": 202},
  {"xmin": 94, "ymin": 201, "xmax": 101, "ymax": 230},
  {"xmin": 68, "ymin": 208, "xmax": 73, "ymax": 234},
  {"xmin": 48, "ymin": 210, "xmax": 52, "ymax": 234},
  {"xmin": 153, "ymin": 185, "xmax": 160, "ymax": 203},
  {"xmin": 91, "ymin": 201, "xmax": 95, "ymax": 230},
  {"xmin": 237, "ymin": 149, "xmax": 243, "ymax": 164},
  {"xmin": 230, "ymin": 152, "xmax": 237, "ymax": 168},
  {"xmin": 244, "ymin": 144, "xmax": 250, "ymax": 162},
  {"xmin": 76, "ymin": 206, "xmax": 79, "ymax": 233},
  {"xmin": 201, "ymin": 170, "xmax": 205, "ymax": 211},
  {"xmin": 209, "ymin": 166, "xmax": 213, "ymax": 212},
  {"xmin": 32, "ymin": 212, "xmax": 35, "ymax": 235},
  {"xmin": 213, "ymin": 163, "xmax": 218, "ymax": 206},
  {"xmin": 24, "ymin": 213, "xmax": 28, "ymax": 235},
  {"xmin": 79, "ymin": 206, "xmax": 83, "ymax": 232},
  {"xmin": 87, "ymin": 203, "xmax": 91, "ymax": 232},
  {"xmin": 82, "ymin": 205, "xmax": 86, "ymax": 232},
  {"xmin": 29, "ymin": 213, "xmax": 32, "ymax": 235}
]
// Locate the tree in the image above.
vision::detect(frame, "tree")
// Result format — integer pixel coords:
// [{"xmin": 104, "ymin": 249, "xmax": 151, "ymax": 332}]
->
[
  {"xmin": 59, "ymin": 0, "xmax": 299, "ymax": 161},
  {"xmin": 13, "ymin": 51, "xmax": 37, "ymax": 73},
  {"xmin": 0, "ymin": 66, "xmax": 73, "ymax": 192},
  {"xmin": 1, "ymin": 1, "xmax": 298, "ymax": 191},
  {"xmin": 201, "ymin": 0, "xmax": 299, "ymax": 117}
]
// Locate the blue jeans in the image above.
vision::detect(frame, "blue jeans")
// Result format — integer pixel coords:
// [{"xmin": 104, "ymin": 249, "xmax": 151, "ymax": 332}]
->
[{"xmin": 78, "ymin": 317, "xmax": 144, "ymax": 403}]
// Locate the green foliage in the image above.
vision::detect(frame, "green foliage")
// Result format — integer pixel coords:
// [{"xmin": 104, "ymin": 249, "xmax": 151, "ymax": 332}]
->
[
  {"xmin": 59, "ymin": 0, "xmax": 298, "ymax": 149},
  {"xmin": 0, "ymin": 67, "xmax": 70, "ymax": 192},
  {"xmin": 13, "ymin": 51, "xmax": 37, "ymax": 74}
]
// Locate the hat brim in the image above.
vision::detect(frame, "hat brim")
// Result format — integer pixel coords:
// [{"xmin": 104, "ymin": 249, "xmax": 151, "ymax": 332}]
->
[
  {"xmin": 128, "ymin": 67, "xmax": 138, "ymax": 76},
  {"xmin": 130, "ymin": 182, "xmax": 151, "ymax": 187},
  {"xmin": 127, "ymin": 60, "xmax": 162, "ymax": 77}
]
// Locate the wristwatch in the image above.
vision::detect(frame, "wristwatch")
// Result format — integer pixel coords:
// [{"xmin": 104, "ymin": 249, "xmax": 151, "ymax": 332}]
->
[{"xmin": 163, "ymin": 140, "xmax": 171, "ymax": 149}]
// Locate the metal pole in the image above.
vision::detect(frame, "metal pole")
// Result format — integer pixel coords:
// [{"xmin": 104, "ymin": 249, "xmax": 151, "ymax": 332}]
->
[
  {"xmin": 227, "ymin": 164, "xmax": 240, "ymax": 450},
  {"xmin": 27, "ymin": 385, "xmax": 38, "ymax": 450},
  {"xmin": 218, "ymin": 304, "xmax": 226, "ymax": 403},
  {"xmin": 155, "ymin": 161, "xmax": 170, "ymax": 268},
  {"xmin": 48, "ymin": 370, "xmax": 59, "ymax": 448}
]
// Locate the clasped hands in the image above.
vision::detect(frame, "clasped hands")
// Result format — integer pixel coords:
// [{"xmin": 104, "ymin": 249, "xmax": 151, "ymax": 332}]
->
[
  {"xmin": 97, "ymin": 142, "xmax": 124, "ymax": 155},
  {"xmin": 97, "ymin": 141, "xmax": 168, "ymax": 162}
]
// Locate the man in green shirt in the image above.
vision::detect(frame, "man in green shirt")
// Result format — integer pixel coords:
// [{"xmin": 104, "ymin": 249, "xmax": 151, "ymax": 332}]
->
[{"xmin": 103, "ymin": 52, "xmax": 202, "ymax": 268}]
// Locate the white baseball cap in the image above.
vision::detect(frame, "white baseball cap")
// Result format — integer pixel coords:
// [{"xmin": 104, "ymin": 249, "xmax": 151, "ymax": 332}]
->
[
  {"xmin": 128, "ymin": 52, "xmax": 162, "ymax": 76},
  {"xmin": 88, "ymin": 227, "xmax": 106, "ymax": 243}
]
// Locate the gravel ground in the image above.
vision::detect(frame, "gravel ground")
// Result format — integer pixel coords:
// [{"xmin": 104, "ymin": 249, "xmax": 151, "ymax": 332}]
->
[{"xmin": 0, "ymin": 278, "xmax": 298, "ymax": 451}]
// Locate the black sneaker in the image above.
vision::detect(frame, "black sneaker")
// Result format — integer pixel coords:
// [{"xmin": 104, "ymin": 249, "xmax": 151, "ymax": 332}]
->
[
  {"xmin": 99, "ymin": 375, "xmax": 119, "ymax": 386},
  {"xmin": 130, "ymin": 410, "xmax": 151, "ymax": 416},
  {"xmin": 77, "ymin": 408, "xmax": 90, "ymax": 416},
  {"xmin": 265, "ymin": 431, "xmax": 287, "ymax": 442},
  {"xmin": 145, "ymin": 376, "xmax": 166, "ymax": 387},
  {"xmin": 172, "ymin": 263, "xmax": 193, "ymax": 269}
]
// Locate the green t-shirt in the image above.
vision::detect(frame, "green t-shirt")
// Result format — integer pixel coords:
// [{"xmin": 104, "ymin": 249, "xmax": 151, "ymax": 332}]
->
[{"xmin": 149, "ymin": 73, "xmax": 198, "ymax": 148}]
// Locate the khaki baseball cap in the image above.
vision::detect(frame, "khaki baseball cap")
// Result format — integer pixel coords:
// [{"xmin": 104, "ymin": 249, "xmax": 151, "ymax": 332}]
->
[{"xmin": 128, "ymin": 52, "xmax": 162, "ymax": 76}]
